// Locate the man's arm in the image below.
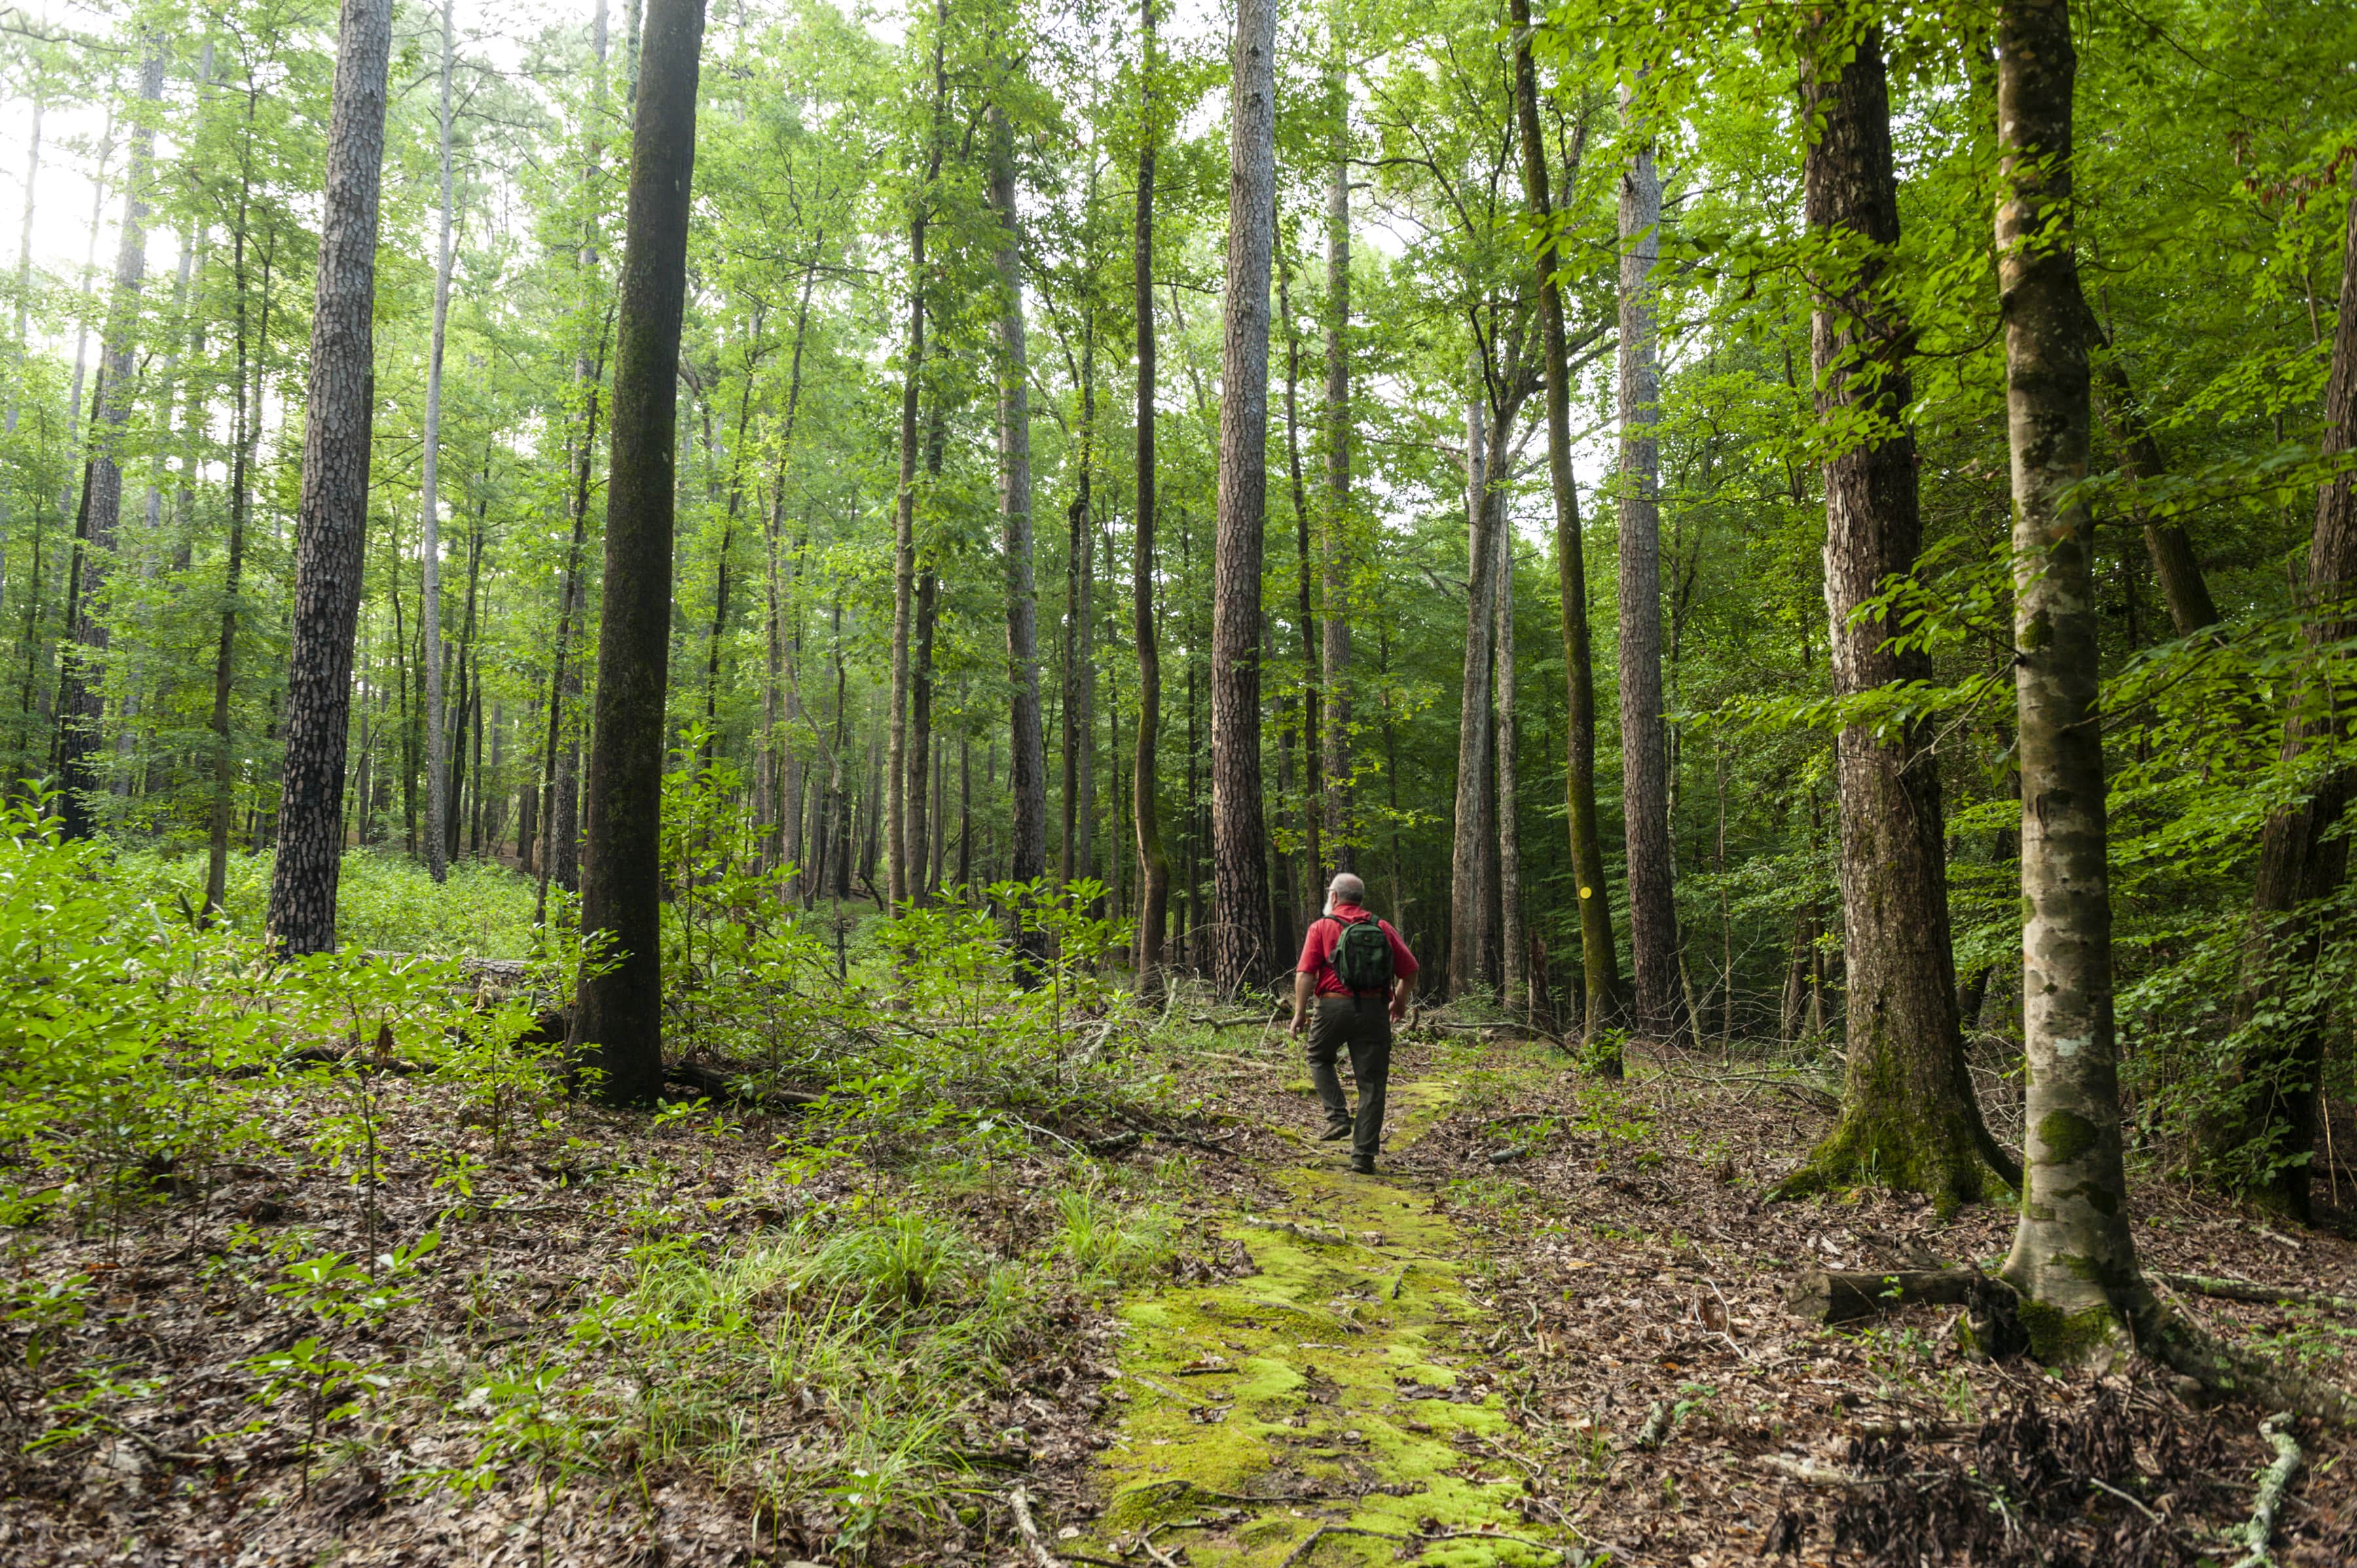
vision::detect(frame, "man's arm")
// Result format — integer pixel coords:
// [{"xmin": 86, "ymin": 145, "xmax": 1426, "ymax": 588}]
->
[
  {"xmin": 1390, "ymin": 969, "xmax": 1415, "ymax": 1021},
  {"xmin": 1289, "ymin": 970, "xmax": 1316, "ymax": 1036}
]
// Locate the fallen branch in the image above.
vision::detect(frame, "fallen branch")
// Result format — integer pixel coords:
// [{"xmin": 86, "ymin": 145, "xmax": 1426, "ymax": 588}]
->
[
  {"xmin": 2229, "ymin": 1413, "xmax": 2300, "ymax": 1568},
  {"xmin": 2157, "ymin": 1271, "xmax": 2357, "ymax": 1315},
  {"xmin": 1007, "ymin": 1485, "xmax": 1064, "ymax": 1568},
  {"xmin": 1279, "ymin": 1525, "xmax": 1405, "ymax": 1567},
  {"xmin": 1760, "ymin": 1453, "xmax": 1874, "ymax": 1488},
  {"xmin": 1633, "ymin": 1400, "xmax": 1675, "ymax": 1449},
  {"xmin": 661, "ymin": 1059, "xmax": 825, "ymax": 1112},
  {"xmin": 1186, "ymin": 1013, "xmax": 1269, "ymax": 1030}
]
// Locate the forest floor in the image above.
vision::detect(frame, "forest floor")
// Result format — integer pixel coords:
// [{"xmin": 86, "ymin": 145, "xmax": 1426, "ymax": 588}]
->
[{"xmin": 8, "ymin": 1011, "xmax": 2357, "ymax": 1566}]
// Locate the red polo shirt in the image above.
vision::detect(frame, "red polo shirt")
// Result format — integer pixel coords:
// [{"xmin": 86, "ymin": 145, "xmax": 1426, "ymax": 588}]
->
[{"xmin": 1297, "ymin": 905, "xmax": 1419, "ymax": 997}]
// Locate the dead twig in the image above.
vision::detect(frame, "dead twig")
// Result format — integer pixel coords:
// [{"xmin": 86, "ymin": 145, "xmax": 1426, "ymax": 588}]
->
[
  {"xmin": 1007, "ymin": 1486, "xmax": 1064, "ymax": 1568},
  {"xmin": 2229, "ymin": 1412, "xmax": 2301, "ymax": 1568}
]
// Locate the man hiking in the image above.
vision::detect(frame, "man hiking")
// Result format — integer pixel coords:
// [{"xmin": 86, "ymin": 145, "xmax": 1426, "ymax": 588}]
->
[{"xmin": 1288, "ymin": 872, "xmax": 1418, "ymax": 1173}]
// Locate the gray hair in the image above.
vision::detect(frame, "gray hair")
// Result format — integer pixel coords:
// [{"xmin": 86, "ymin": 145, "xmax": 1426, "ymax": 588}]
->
[{"xmin": 1328, "ymin": 872, "xmax": 1366, "ymax": 903}]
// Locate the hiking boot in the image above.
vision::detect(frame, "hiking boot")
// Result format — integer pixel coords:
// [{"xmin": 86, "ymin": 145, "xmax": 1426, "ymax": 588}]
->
[
  {"xmin": 1319, "ymin": 1121, "xmax": 1353, "ymax": 1142},
  {"xmin": 1350, "ymin": 1156, "xmax": 1377, "ymax": 1175}
]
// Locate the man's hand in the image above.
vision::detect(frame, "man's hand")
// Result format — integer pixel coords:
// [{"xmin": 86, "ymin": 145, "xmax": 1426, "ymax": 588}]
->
[
  {"xmin": 1288, "ymin": 1012, "xmax": 1307, "ymax": 1037},
  {"xmin": 1290, "ymin": 970, "xmax": 1315, "ymax": 1037},
  {"xmin": 1389, "ymin": 975, "xmax": 1414, "ymax": 1023}
]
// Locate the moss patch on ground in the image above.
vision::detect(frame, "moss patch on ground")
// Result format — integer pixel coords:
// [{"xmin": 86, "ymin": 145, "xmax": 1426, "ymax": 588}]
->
[{"xmin": 1086, "ymin": 1075, "xmax": 1571, "ymax": 1565}]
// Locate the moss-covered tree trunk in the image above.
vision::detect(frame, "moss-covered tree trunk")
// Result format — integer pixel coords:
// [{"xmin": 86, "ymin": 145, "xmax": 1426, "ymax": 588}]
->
[
  {"xmin": 1783, "ymin": 20, "xmax": 2015, "ymax": 1210},
  {"xmin": 567, "ymin": 0, "xmax": 704, "ymax": 1106}
]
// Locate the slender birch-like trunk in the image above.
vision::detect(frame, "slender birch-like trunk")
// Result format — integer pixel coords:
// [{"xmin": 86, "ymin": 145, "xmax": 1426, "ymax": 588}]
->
[{"xmin": 991, "ymin": 101, "xmax": 1049, "ymax": 957}]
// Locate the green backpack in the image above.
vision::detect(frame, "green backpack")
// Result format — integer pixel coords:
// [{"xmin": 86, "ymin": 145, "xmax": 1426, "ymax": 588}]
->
[{"xmin": 1324, "ymin": 913, "xmax": 1395, "ymax": 996}]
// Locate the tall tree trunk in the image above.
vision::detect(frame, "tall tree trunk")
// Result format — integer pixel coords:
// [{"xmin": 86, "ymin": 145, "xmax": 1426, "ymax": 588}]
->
[
  {"xmin": 1063, "ymin": 323, "xmax": 1097, "ymax": 890},
  {"xmin": 2081, "ymin": 301, "xmax": 2220, "ymax": 635},
  {"xmin": 1281, "ymin": 259, "xmax": 1323, "ymax": 898},
  {"xmin": 56, "ymin": 46, "xmax": 164, "ymax": 839},
  {"xmin": 206, "ymin": 215, "xmax": 273, "ymax": 919},
  {"xmin": 1449, "ymin": 378, "xmax": 1500, "ymax": 997},
  {"xmin": 266, "ymin": 0, "xmax": 397, "ymax": 953},
  {"xmin": 888, "ymin": 1, "xmax": 949, "ymax": 912},
  {"xmin": 1994, "ymin": 0, "xmax": 2141, "ymax": 1353},
  {"xmin": 1615, "ymin": 86, "xmax": 1690, "ymax": 1045},
  {"xmin": 1495, "ymin": 519, "xmax": 1526, "ymax": 1019},
  {"xmin": 1321, "ymin": 30, "xmax": 1352, "ymax": 875},
  {"xmin": 567, "ymin": 0, "xmax": 704, "ymax": 1105},
  {"xmin": 2202, "ymin": 185, "xmax": 2357, "ymax": 1218},
  {"xmin": 990, "ymin": 103, "xmax": 1050, "ymax": 953},
  {"xmin": 1131, "ymin": 0, "xmax": 1171, "ymax": 996},
  {"xmin": 1509, "ymin": 3, "xmax": 1621, "ymax": 1054},
  {"xmin": 909, "ymin": 405, "xmax": 944, "ymax": 902},
  {"xmin": 420, "ymin": 0, "xmax": 457, "ymax": 883},
  {"xmin": 535, "ymin": 0, "xmax": 610, "ymax": 924},
  {"xmin": 1211, "ymin": 0, "xmax": 1276, "ymax": 994},
  {"xmin": 1781, "ymin": 22, "xmax": 2015, "ymax": 1208}
]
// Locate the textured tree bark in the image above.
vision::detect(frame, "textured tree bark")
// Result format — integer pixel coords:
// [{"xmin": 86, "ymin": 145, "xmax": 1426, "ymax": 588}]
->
[
  {"xmin": 1211, "ymin": 0, "xmax": 1277, "ymax": 993},
  {"xmin": 419, "ymin": 0, "xmax": 456, "ymax": 884},
  {"xmin": 566, "ymin": 0, "xmax": 704, "ymax": 1106},
  {"xmin": 1063, "ymin": 325, "xmax": 1096, "ymax": 890},
  {"xmin": 1321, "ymin": 55, "xmax": 1352, "ymax": 874},
  {"xmin": 1992, "ymin": 0, "xmax": 2142, "ymax": 1359},
  {"xmin": 55, "ymin": 46, "xmax": 164, "ymax": 839},
  {"xmin": 1450, "ymin": 384, "xmax": 1501, "ymax": 999},
  {"xmin": 1131, "ymin": 0, "xmax": 1172, "ymax": 996},
  {"xmin": 266, "ymin": 0, "xmax": 397, "ymax": 953},
  {"xmin": 1614, "ymin": 87, "xmax": 1690, "ymax": 1046},
  {"xmin": 2204, "ymin": 185, "xmax": 2357, "ymax": 1219},
  {"xmin": 1508, "ymin": 4, "xmax": 1622, "ymax": 1055},
  {"xmin": 1495, "ymin": 520, "xmax": 1526, "ymax": 1019},
  {"xmin": 205, "ymin": 215, "xmax": 273, "ymax": 921},
  {"xmin": 1781, "ymin": 22, "xmax": 2015, "ymax": 1209},
  {"xmin": 991, "ymin": 103, "xmax": 1050, "ymax": 958},
  {"xmin": 910, "ymin": 405, "xmax": 944, "ymax": 903}
]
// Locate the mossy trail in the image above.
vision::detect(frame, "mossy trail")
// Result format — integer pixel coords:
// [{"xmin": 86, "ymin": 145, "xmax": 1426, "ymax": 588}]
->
[{"xmin": 1086, "ymin": 1073, "xmax": 1569, "ymax": 1567}]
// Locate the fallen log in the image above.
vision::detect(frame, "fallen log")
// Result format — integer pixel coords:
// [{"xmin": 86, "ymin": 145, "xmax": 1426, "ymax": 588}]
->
[
  {"xmin": 1786, "ymin": 1267, "xmax": 1986, "ymax": 1324},
  {"xmin": 661, "ymin": 1059, "xmax": 826, "ymax": 1113}
]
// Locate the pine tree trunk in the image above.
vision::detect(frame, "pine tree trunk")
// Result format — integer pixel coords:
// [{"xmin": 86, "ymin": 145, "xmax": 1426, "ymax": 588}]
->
[
  {"xmin": 420, "ymin": 0, "xmax": 457, "ymax": 883},
  {"xmin": 1131, "ymin": 0, "xmax": 1172, "ymax": 995},
  {"xmin": 266, "ymin": 0, "xmax": 397, "ymax": 953},
  {"xmin": 56, "ymin": 46, "xmax": 164, "ymax": 839},
  {"xmin": 1211, "ymin": 0, "xmax": 1277, "ymax": 994},
  {"xmin": 1782, "ymin": 22, "xmax": 2014, "ymax": 1208},
  {"xmin": 1615, "ymin": 86, "xmax": 1689, "ymax": 1046},
  {"xmin": 1994, "ymin": 0, "xmax": 2142, "ymax": 1355},
  {"xmin": 990, "ymin": 103, "xmax": 1050, "ymax": 949},
  {"xmin": 2204, "ymin": 184, "xmax": 2357, "ymax": 1218},
  {"xmin": 1509, "ymin": 4, "xmax": 1620, "ymax": 1053},
  {"xmin": 206, "ymin": 215, "xmax": 273, "ymax": 921},
  {"xmin": 567, "ymin": 0, "xmax": 704, "ymax": 1105}
]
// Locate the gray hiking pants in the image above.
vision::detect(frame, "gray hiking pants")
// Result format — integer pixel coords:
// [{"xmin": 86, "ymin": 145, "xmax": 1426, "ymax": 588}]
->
[{"xmin": 1306, "ymin": 996, "xmax": 1392, "ymax": 1161}]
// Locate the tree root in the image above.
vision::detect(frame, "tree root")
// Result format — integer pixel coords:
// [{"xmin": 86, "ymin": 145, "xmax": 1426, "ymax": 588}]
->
[
  {"xmin": 1785, "ymin": 1266, "xmax": 2357, "ymax": 1423},
  {"xmin": 1278, "ymin": 1525, "xmax": 1404, "ymax": 1567},
  {"xmin": 2227, "ymin": 1412, "xmax": 2300, "ymax": 1568},
  {"xmin": 2156, "ymin": 1271, "xmax": 2357, "ymax": 1315}
]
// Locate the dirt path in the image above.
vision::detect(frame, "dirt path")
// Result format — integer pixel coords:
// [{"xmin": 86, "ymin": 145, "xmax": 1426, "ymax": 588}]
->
[{"xmin": 1083, "ymin": 1073, "xmax": 1572, "ymax": 1567}]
